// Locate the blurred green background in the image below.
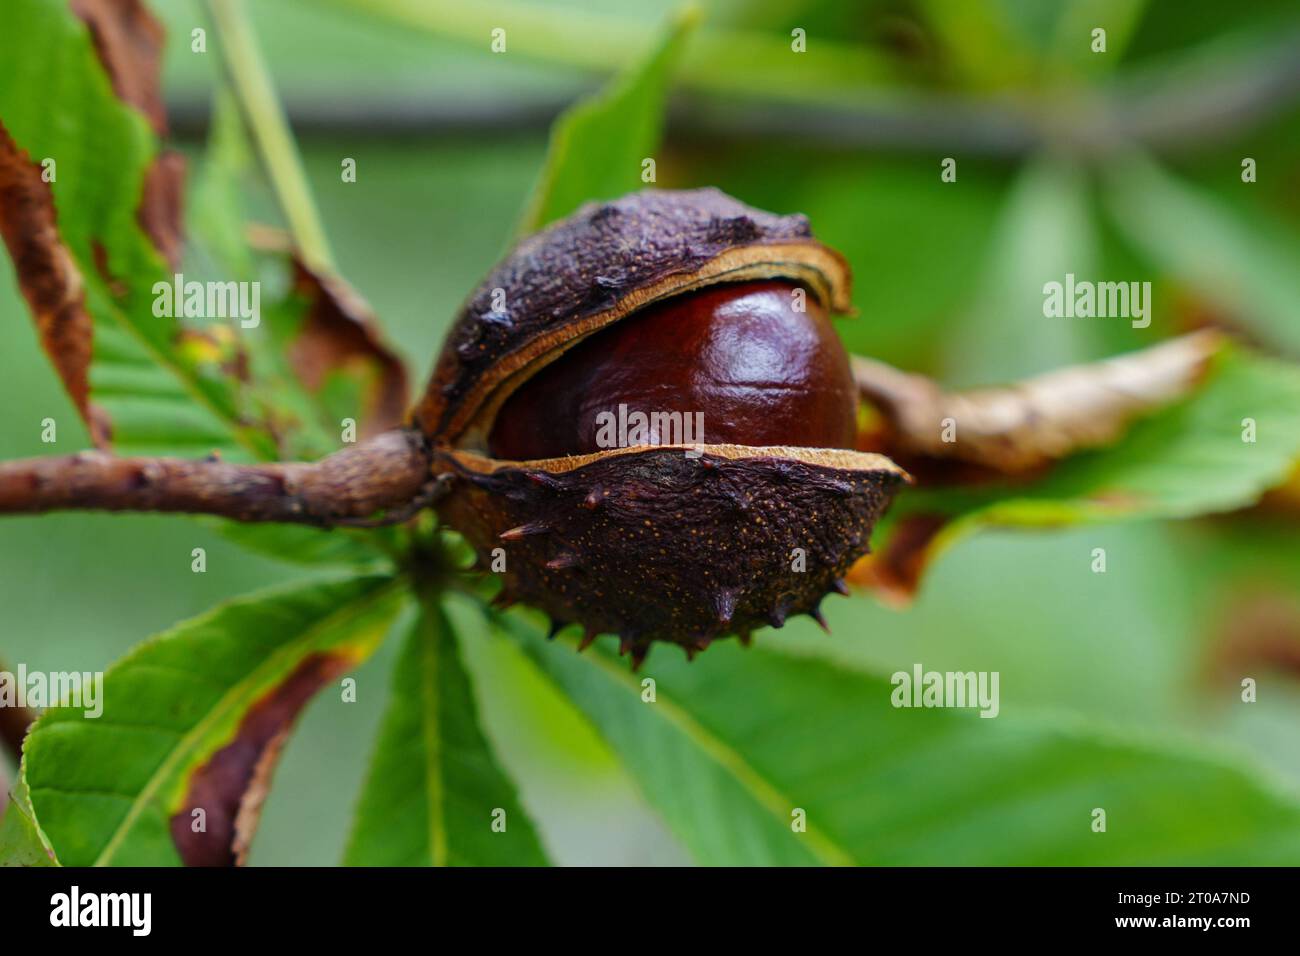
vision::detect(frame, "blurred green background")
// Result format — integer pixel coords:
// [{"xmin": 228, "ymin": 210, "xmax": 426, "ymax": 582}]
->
[{"xmin": 3, "ymin": 0, "xmax": 1300, "ymax": 865}]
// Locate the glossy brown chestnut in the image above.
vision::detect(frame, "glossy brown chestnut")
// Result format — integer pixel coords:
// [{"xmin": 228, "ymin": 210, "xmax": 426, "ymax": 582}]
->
[
  {"xmin": 424, "ymin": 188, "xmax": 909, "ymax": 662},
  {"xmin": 488, "ymin": 280, "xmax": 858, "ymax": 460}
]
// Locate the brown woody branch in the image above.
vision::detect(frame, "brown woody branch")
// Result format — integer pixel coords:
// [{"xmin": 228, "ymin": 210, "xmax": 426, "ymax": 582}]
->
[{"xmin": 0, "ymin": 427, "xmax": 433, "ymax": 527}]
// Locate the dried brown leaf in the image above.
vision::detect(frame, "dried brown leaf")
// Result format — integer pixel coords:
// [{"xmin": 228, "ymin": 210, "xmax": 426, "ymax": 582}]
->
[
  {"xmin": 0, "ymin": 1, "xmax": 180, "ymax": 450},
  {"xmin": 0, "ymin": 123, "xmax": 109, "ymax": 446},
  {"xmin": 1203, "ymin": 593, "xmax": 1300, "ymax": 687},
  {"xmin": 1257, "ymin": 463, "xmax": 1300, "ymax": 517},
  {"xmin": 138, "ymin": 148, "xmax": 186, "ymax": 270},
  {"xmin": 288, "ymin": 261, "xmax": 411, "ymax": 437},
  {"xmin": 69, "ymin": 0, "xmax": 168, "ymax": 133},
  {"xmin": 70, "ymin": 0, "xmax": 185, "ymax": 268},
  {"xmin": 846, "ymin": 513, "xmax": 950, "ymax": 607},
  {"xmin": 169, "ymin": 652, "xmax": 352, "ymax": 867},
  {"xmin": 854, "ymin": 331, "xmax": 1226, "ymax": 475}
]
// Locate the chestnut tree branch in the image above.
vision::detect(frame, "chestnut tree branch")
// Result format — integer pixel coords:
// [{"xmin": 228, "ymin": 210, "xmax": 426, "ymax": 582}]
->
[{"xmin": 0, "ymin": 428, "xmax": 432, "ymax": 527}]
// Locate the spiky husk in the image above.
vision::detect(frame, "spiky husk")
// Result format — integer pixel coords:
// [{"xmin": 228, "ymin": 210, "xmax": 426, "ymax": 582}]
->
[
  {"xmin": 420, "ymin": 188, "xmax": 903, "ymax": 662},
  {"xmin": 438, "ymin": 444, "xmax": 907, "ymax": 665}
]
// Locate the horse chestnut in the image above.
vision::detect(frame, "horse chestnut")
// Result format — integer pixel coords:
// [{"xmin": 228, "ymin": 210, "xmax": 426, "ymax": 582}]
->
[
  {"xmin": 418, "ymin": 188, "xmax": 908, "ymax": 665},
  {"xmin": 487, "ymin": 279, "xmax": 859, "ymax": 460}
]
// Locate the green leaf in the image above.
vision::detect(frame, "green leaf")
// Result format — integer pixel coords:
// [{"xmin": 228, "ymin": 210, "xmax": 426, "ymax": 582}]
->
[
  {"xmin": 188, "ymin": 88, "xmax": 258, "ymax": 283},
  {"xmin": 0, "ymin": 0, "xmax": 274, "ymax": 460},
  {"xmin": 506, "ymin": 619, "xmax": 1300, "ymax": 865},
  {"xmin": 1047, "ymin": 0, "xmax": 1150, "ymax": 75},
  {"xmin": 944, "ymin": 157, "xmax": 1098, "ymax": 385},
  {"xmin": 0, "ymin": 777, "xmax": 57, "ymax": 867},
  {"xmin": 965, "ymin": 348, "xmax": 1300, "ymax": 519},
  {"xmin": 913, "ymin": 0, "xmax": 1040, "ymax": 88},
  {"xmin": 515, "ymin": 7, "xmax": 698, "ymax": 234},
  {"xmin": 22, "ymin": 574, "xmax": 404, "ymax": 866},
  {"xmin": 188, "ymin": 83, "xmax": 411, "ymax": 458},
  {"xmin": 1104, "ymin": 153, "xmax": 1300, "ymax": 354},
  {"xmin": 867, "ymin": 347, "xmax": 1300, "ymax": 599},
  {"xmin": 345, "ymin": 596, "xmax": 548, "ymax": 866},
  {"xmin": 317, "ymin": 0, "xmax": 890, "ymax": 111},
  {"xmin": 212, "ymin": 520, "xmax": 398, "ymax": 570}
]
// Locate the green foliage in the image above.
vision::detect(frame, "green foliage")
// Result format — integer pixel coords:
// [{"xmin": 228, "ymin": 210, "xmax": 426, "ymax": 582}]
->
[
  {"xmin": 187, "ymin": 90, "xmax": 340, "ymax": 461},
  {"xmin": 22, "ymin": 576, "xmax": 404, "ymax": 866},
  {"xmin": 0, "ymin": 778, "xmax": 57, "ymax": 867},
  {"xmin": 943, "ymin": 158, "xmax": 1098, "ymax": 384},
  {"xmin": 973, "ymin": 349, "xmax": 1300, "ymax": 521},
  {"xmin": 1104, "ymin": 154, "xmax": 1300, "ymax": 354},
  {"xmin": 345, "ymin": 596, "xmax": 548, "ymax": 865},
  {"xmin": 515, "ymin": 7, "xmax": 697, "ymax": 233},
  {"xmin": 188, "ymin": 90, "xmax": 259, "ymax": 283},
  {"xmin": 4, "ymin": 0, "xmax": 1300, "ymax": 868},
  {"xmin": 312, "ymin": 0, "xmax": 890, "ymax": 110},
  {"xmin": 0, "ymin": 0, "xmax": 272, "ymax": 460},
  {"xmin": 212, "ymin": 521, "xmax": 399, "ymax": 569},
  {"xmin": 507, "ymin": 616, "xmax": 1300, "ymax": 865},
  {"xmin": 881, "ymin": 347, "xmax": 1300, "ymax": 589}
]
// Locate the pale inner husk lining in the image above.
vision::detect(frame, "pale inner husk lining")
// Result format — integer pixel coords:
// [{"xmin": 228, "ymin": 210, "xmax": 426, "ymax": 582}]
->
[{"xmin": 446, "ymin": 443, "xmax": 909, "ymax": 479}]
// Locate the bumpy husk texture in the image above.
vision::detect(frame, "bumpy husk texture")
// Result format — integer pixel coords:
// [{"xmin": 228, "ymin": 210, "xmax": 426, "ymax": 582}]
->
[
  {"xmin": 441, "ymin": 445, "xmax": 906, "ymax": 664},
  {"xmin": 422, "ymin": 189, "xmax": 908, "ymax": 662}
]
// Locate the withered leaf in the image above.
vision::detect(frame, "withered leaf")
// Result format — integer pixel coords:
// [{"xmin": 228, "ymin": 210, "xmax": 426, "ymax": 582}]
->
[
  {"xmin": 847, "ymin": 513, "xmax": 950, "ymax": 608},
  {"xmin": 849, "ymin": 342, "xmax": 1300, "ymax": 605},
  {"xmin": 170, "ymin": 652, "xmax": 352, "ymax": 867},
  {"xmin": 287, "ymin": 260, "xmax": 410, "ymax": 438},
  {"xmin": 69, "ymin": 0, "xmax": 168, "ymax": 133},
  {"xmin": 1203, "ymin": 593, "xmax": 1300, "ymax": 688},
  {"xmin": 854, "ymin": 331, "xmax": 1225, "ymax": 475},
  {"xmin": 0, "ymin": 124, "xmax": 108, "ymax": 445},
  {"xmin": 69, "ymin": 0, "xmax": 185, "ymax": 269},
  {"xmin": 1258, "ymin": 463, "xmax": 1300, "ymax": 517},
  {"xmin": 137, "ymin": 148, "xmax": 186, "ymax": 270},
  {"xmin": 848, "ymin": 333, "xmax": 1226, "ymax": 603},
  {"xmin": 0, "ymin": 0, "xmax": 182, "ymax": 450},
  {"xmin": 22, "ymin": 576, "xmax": 404, "ymax": 866}
]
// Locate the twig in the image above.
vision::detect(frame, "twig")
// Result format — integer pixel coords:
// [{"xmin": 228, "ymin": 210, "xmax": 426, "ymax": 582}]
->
[{"xmin": 0, "ymin": 429, "xmax": 431, "ymax": 527}]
